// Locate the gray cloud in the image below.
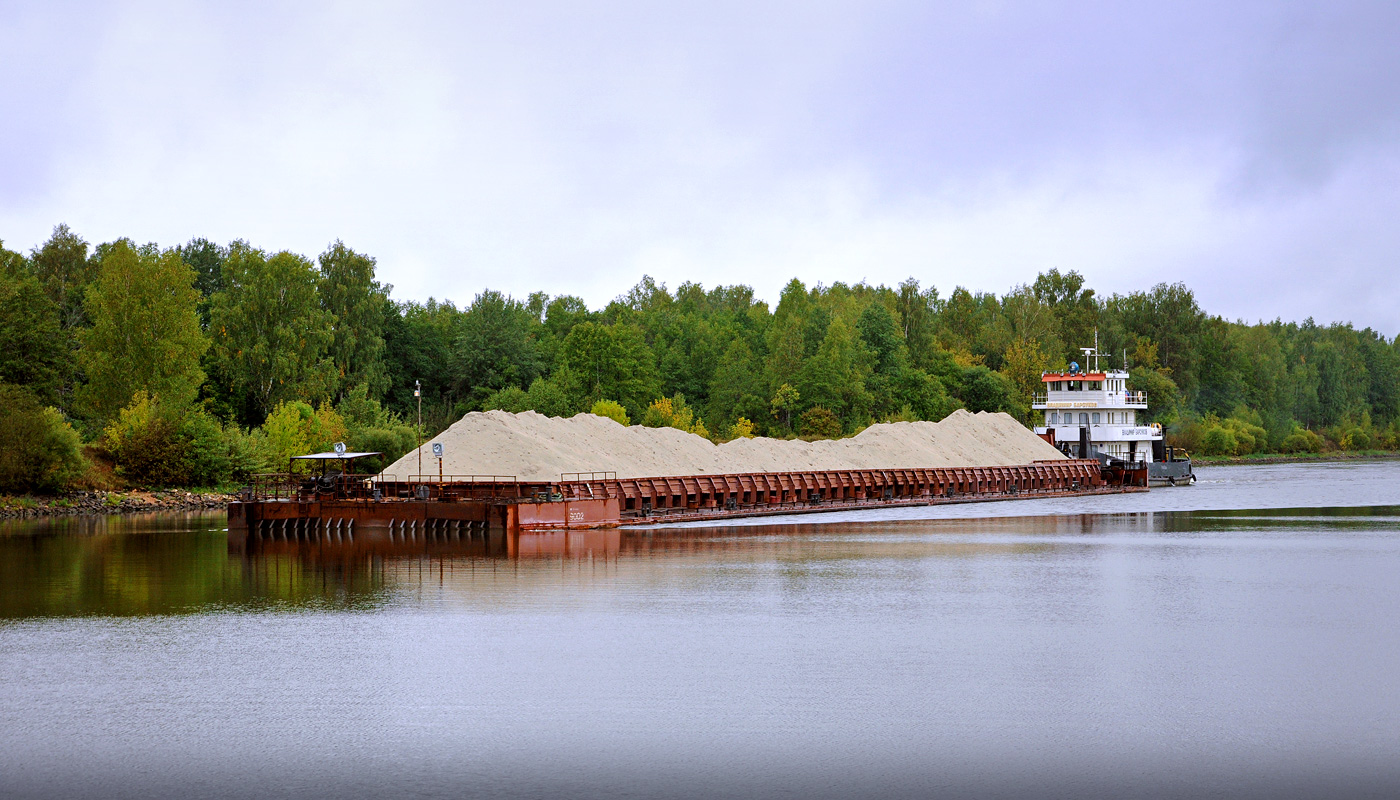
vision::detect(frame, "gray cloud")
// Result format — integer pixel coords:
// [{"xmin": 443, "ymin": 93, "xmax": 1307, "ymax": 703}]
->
[{"xmin": 2, "ymin": 1, "xmax": 1398, "ymax": 331}]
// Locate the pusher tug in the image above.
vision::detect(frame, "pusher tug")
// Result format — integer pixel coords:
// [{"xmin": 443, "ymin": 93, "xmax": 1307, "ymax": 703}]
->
[{"xmin": 1033, "ymin": 338, "xmax": 1195, "ymax": 486}]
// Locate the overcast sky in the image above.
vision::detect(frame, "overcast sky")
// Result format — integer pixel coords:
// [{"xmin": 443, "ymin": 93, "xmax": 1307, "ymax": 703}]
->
[{"xmin": 3, "ymin": 1, "xmax": 1398, "ymax": 331}]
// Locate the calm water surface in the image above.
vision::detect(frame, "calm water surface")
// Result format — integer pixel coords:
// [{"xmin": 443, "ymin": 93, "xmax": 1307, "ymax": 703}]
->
[{"xmin": 3, "ymin": 461, "xmax": 1400, "ymax": 799}]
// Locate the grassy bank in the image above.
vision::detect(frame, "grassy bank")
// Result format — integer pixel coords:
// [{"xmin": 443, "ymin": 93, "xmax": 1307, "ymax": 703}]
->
[{"xmin": 1191, "ymin": 451, "xmax": 1400, "ymax": 466}]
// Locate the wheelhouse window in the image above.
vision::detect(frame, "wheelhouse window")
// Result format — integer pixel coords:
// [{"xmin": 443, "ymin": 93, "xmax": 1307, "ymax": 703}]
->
[
  {"xmin": 1092, "ymin": 412, "xmax": 1101, "ymax": 424},
  {"xmin": 1079, "ymin": 413, "xmax": 1089, "ymax": 425},
  {"xmin": 1050, "ymin": 412, "xmax": 1059, "ymax": 424}
]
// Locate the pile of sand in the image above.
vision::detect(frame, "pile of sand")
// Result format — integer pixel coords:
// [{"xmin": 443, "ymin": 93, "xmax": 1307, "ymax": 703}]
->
[{"xmin": 379, "ymin": 409, "xmax": 1064, "ymax": 482}]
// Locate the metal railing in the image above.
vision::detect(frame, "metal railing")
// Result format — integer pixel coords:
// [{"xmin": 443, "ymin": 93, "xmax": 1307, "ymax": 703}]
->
[
  {"xmin": 398, "ymin": 475, "xmax": 525, "ymax": 501},
  {"xmin": 561, "ymin": 471, "xmax": 618, "ymax": 483},
  {"xmin": 1031, "ymin": 391, "xmax": 1148, "ymax": 407},
  {"xmin": 246, "ymin": 473, "xmax": 382, "ymax": 502}
]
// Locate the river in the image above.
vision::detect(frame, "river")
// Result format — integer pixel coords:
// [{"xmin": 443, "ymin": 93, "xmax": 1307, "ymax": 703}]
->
[{"xmin": 3, "ymin": 461, "xmax": 1400, "ymax": 799}]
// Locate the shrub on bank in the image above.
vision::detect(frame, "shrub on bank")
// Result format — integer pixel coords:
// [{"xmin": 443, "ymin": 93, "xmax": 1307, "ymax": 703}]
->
[
  {"xmin": 0, "ymin": 383, "xmax": 87, "ymax": 494},
  {"xmin": 798, "ymin": 406, "xmax": 843, "ymax": 439},
  {"xmin": 589, "ymin": 399, "xmax": 630, "ymax": 426},
  {"xmin": 1278, "ymin": 426, "xmax": 1325, "ymax": 454},
  {"xmin": 103, "ymin": 392, "xmax": 265, "ymax": 488},
  {"xmin": 641, "ymin": 395, "xmax": 708, "ymax": 438}
]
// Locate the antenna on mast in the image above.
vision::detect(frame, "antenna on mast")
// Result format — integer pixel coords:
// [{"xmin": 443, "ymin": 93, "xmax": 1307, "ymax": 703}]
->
[{"xmin": 1080, "ymin": 329, "xmax": 1102, "ymax": 374}]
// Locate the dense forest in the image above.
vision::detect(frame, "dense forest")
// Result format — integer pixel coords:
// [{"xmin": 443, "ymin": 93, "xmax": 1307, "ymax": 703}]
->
[{"xmin": 3, "ymin": 224, "xmax": 1398, "ymax": 493}]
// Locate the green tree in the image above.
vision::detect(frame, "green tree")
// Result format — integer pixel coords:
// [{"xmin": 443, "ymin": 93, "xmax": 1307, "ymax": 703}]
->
[
  {"xmin": 895, "ymin": 277, "xmax": 939, "ymax": 369},
  {"xmin": 382, "ymin": 298, "xmax": 461, "ymax": 429},
  {"xmin": 0, "ymin": 384, "xmax": 87, "ymax": 494},
  {"xmin": 999, "ymin": 337, "xmax": 1054, "ymax": 423},
  {"xmin": 796, "ymin": 317, "xmax": 872, "ymax": 428},
  {"xmin": 29, "ymin": 223, "xmax": 94, "ymax": 332},
  {"xmin": 798, "ymin": 406, "xmax": 842, "ymax": 439},
  {"xmin": 524, "ymin": 375, "xmax": 578, "ymax": 417},
  {"xmin": 453, "ymin": 289, "xmax": 540, "ymax": 405},
  {"xmin": 706, "ymin": 338, "xmax": 767, "ymax": 431},
  {"xmin": 1031, "ymin": 268, "xmax": 1098, "ymax": 361},
  {"xmin": 559, "ymin": 321, "xmax": 658, "ymax": 414},
  {"xmin": 319, "ymin": 241, "xmax": 389, "ymax": 400},
  {"xmin": 78, "ymin": 240, "xmax": 209, "ymax": 422},
  {"xmin": 208, "ymin": 243, "xmax": 336, "ymax": 423},
  {"xmin": 259, "ymin": 400, "xmax": 348, "ymax": 471},
  {"xmin": 176, "ymin": 238, "xmax": 227, "ymax": 328},
  {"xmin": 0, "ymin": 244, "xmax": 66, "ymax": 403},
  {"xmin": 958, "ymin": 365, "xmax": 1015, "ymax": 413},
  {"xmin": 770, "ymin": 383, "xmax": 800, "ymax": 431}
]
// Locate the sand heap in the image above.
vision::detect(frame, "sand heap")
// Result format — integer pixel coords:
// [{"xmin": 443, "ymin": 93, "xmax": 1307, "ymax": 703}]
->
[{"xmin": 380, "ymin": 409, "xmax": 1064, "ymax": 482}]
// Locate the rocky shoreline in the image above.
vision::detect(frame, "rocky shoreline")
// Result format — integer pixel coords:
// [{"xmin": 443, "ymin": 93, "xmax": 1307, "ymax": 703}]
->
[{"xmin": 0, "ymin": 490, "xmax": 232, "ymax": 521}]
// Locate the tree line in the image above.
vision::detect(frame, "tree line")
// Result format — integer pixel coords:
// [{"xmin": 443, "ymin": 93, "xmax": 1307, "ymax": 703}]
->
[{"xmin": 3, "ymin": 224, "xmax": 1398, "ymax": 494}]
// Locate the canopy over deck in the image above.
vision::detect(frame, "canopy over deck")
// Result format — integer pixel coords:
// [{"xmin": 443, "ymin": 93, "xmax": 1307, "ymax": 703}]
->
[{"xmin": 291, "ymin": 452, "xmax": 382, "ymax": 461}]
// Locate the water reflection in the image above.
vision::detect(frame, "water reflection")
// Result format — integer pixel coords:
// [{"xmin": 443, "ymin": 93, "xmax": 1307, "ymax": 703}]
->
[{"xmin": 5, "ymin": 503, "xmax": 1400, "ymax": 620}]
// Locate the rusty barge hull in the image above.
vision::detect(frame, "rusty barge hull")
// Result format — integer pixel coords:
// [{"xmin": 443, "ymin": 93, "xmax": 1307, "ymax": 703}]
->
[{"xmin": 228, "ymin": 459, "xmax": 1142, "ymax": 549}]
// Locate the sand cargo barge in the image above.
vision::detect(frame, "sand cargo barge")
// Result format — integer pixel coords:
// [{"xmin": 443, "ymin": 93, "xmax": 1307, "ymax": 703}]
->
[
  {"xmin": 228, "ymin": 410, "xmax": 1146, "ymax": 548},
  {"xmin": 227, "ymin": 458, "xmax": 1137, "ymax": 547}
]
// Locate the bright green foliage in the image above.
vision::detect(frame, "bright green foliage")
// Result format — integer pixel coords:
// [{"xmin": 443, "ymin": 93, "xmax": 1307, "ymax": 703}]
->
[
  {"xmin": 590, "ymin": 399, "xmax": 631, "ymax": 426},
  {"xmin": 259, "ymin": 400, "xmax": 348, "ymax": 472},
  {"xmin": 524, "ymin": 376, "xmax": 577, "ymax": 417},
  {"xmin": 0, "ymin": 384, "xmax": 87, "ymax": 493},
  {"xmin": 998, "ymin": 338, "xmax": 1054, "ymax": 424},
  {"xmin": 799, "ymin": 406, "xmax": 843, "ymax": 439},
  {"xmin": 319, "ymin": 241, "xmax": 389, "ymax": 400},
  {"xmin": 208, "ymin": 244, "xmax": 336, "ymax": 422},
  {"xmin": 1190, "ymin": 412, "xmax": 1270, "ymax": 456},
  {"xmin": 78, "ymin": 240, "xmax": 209, "ymax": 422},
  {"xmin": 1200, "ymin": 425, "xmax": 1238, "ymax": 456},
  {"xmin": 770, "ymin": 383, "xmax": 800, "ymax": 431}
]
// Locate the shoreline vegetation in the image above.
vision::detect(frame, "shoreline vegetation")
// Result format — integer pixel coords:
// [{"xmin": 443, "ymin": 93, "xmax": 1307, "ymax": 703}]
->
[
  {"xmin": 5, "ymin": 224, "xmax": 1400, "ymax": 501},
  {"xmin": 1, "ymin": 489, "xmax": 230, "ymax": 521}
]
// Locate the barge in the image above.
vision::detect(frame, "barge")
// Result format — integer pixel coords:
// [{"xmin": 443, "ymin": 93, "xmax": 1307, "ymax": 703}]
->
[{"xmin": 227, "ymin": 455, "xmax": 1146, "ymax": 551}]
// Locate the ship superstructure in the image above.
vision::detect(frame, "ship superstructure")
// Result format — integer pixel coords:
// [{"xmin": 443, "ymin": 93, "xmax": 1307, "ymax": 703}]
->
[{"xmin": 1031, "ymin": 339, "xmax": 1194, "ymax": 485}]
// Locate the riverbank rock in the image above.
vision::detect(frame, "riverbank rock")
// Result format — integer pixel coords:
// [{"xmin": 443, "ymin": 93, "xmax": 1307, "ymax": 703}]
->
[{"xmin": 0, "ymin": 490, "xmax": 232, "ymax": 521}]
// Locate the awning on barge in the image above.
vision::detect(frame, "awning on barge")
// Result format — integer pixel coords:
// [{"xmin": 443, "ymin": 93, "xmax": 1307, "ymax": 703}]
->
[{"xmin": 290, "ymin": 452, "xmax": 382, "ymax": 461}]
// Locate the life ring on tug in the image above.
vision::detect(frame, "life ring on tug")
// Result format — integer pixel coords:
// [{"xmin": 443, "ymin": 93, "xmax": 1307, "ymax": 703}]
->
[{"xmin": 1151, "ymin": 423, "xmax": 1162, "ymax": 432}]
